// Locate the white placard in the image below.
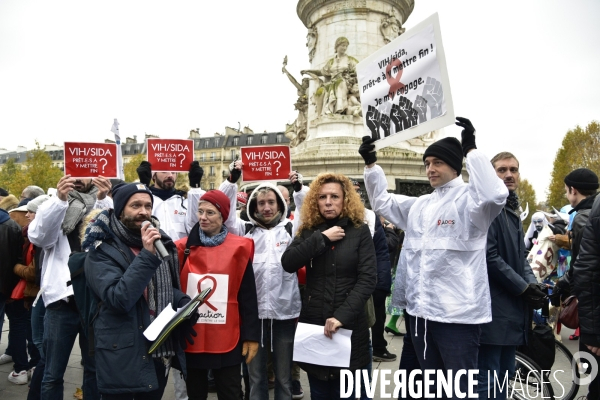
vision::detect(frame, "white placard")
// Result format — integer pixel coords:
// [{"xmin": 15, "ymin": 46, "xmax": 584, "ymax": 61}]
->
[
  {"xmin": 293, "ymin": 322, "xmax": 352, "ymax": 368},
  {"xmin": 356, "ymin": 13, "xmax": 455, "ymax": 150}
]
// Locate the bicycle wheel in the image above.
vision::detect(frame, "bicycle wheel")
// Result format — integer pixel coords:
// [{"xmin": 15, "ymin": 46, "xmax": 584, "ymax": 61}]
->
[
  {"xmin": 550, "ymin": 340, "xmax": 580, "ymax": 400},
  {"xmin": 510, "ymin": 352, "xmax": 555, "ymax": 400}
]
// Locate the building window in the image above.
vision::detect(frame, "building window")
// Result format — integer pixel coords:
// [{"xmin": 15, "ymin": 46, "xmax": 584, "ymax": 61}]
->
[
  {"xmin": 261, "ymin": 135, "xmax": 268, "ymax": 144},
  {"xmin": 210, "ymin": 183, "xmax": 215, "ymax": 190},
  {"xmin": 276, "ymin": 134, "xmax": 283, "ymax": 143},
  {"xmin": 210, "ymin": 166, "xmax": 215, "ymax": 176},
  {"xmin": 231, "ymin": 150, "xmax": 236, "ymax": 160},
  {"xmin": 200, "ymin": 153, "xmax": 205, "ymax": 162},
  {"xmin": 204, "ymin": 139, "xmax": 210, "ymax": 148},
  {"xmin": 211, "ymin": 152, "xmax": 215, "ymax": 161},
  {"xmin": 233, "ymin": 137, "xmax": 239, "ymax": 146},
  {"xmin": 247, "ymin": 136, "xmax": 253, "ymax": 145}
]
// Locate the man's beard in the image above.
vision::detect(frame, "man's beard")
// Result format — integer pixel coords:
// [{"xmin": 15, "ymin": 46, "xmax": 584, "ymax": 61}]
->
[
  {"xmin": 74, "ymin": 180, "xmax": 92, "ymax": 193},
  {"xmin": 156, "ymin": 178, "xmax": 175, "ymax": 190},
  {"xmin": 121, "ymin": 215, "xmax": 150, "ymax": 232}
]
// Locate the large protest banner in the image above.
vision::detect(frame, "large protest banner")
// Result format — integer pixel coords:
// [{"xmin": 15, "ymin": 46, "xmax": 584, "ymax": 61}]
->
[
  {"xmin": 64, "ymin": 142, "xmax": 118, "ymax": 178},
  {"xmin": 240, "ymin": 146, "xmax": 291, "ymax": 182},
  {"xmin": 357, "ymin": 13, "xmax": 454, "ymax": 150},
  {"xmin": 147, "ymin": 139, "xmax": 195, "ymax": 172}
]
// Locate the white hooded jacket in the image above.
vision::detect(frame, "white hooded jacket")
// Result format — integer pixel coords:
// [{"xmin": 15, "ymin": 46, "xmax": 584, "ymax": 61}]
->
[
  {"xmin": 364, "ymin": 149, "xmax": 508, "ymax": 324},
  {"xmin": 219, "ymin": 180, "xmax": 301, "ymax": 320}
]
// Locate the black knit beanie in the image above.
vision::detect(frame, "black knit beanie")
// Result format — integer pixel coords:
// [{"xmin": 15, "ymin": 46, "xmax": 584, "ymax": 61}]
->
[
  {"xmin": 422, "ymin": 137, "xmax": 463, "ymax": 174},
  {"xmin": 564, "ymin": 168, "xmax": 599, "ymax": 191},
  {"xmin": 112, "ymin": 183, "xmax": 154, "ymax": 218}
]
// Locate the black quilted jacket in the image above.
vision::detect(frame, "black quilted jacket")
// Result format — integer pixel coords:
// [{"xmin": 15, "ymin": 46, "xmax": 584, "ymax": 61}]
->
[{"xmin": 573, "ymin": 195, "xmax": 600, "ymax": 347}]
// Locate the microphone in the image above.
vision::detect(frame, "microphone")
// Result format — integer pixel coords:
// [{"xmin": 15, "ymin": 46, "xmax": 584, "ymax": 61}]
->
[{"xmin": 141, "ymin": 220, "xmax": 169, "ymax": 258}]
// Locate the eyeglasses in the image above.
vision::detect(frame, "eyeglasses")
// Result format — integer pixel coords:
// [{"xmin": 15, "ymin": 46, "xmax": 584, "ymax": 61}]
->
[{"xmin": 198, "ymin": 209, "xmax": 219, "ymax": 217}]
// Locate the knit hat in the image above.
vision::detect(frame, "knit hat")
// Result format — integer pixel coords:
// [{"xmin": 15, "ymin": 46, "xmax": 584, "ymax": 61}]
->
[
  {"xmin": 200, "ymin": 190, "xmax": 230, "ymax": 222},
  {"xmin": 236, "ymin": 191, "xmax": 248, "ymax": 205},
  {"xmin": 112, "ymin": 183, "xmax": 154, "ymax": 218},
  {"xmin": 564, "ymin": 168, "xmax": 599, "ymax": 191},
  {"xmin": 26, "ymin": 195, "xmax": 51, "ymax": 213},
  {"xmin": 422, "ymin": 137, "xmax": 463, "ymax": 174},
  {"xmin": 0, "ymin": 188, "xmax": 8, "ymax": 197}
]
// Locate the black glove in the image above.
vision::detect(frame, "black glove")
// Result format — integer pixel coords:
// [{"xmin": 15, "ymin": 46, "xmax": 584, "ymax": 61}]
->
[
  {"xmin": 358, "ymin": 136, "xmax": 377, "ymax": 165},
  {"xmin": 228, "ymin": 161, "xmax": 242, "ymax": 183},
  {"xmin": 188, "ymin": 161, "xmax": 204, "ymax": 188},
  {"xmin": 522, "ymin": 283, "xmax": 546, "ymax": 309},
  {"xmin": 136, "ymin": 161, "xmax": 152, "ymax": 186},
  {"xmin": 291, "ymin": 171, "xmax": 303, "ymax": 193},
  {"xmin": 455, "ymin": 117, "xmax": 477, "ymax": 157},
  {"xmin": 178, "ymin": 311, "xmax": 199, "ymax": 350}
]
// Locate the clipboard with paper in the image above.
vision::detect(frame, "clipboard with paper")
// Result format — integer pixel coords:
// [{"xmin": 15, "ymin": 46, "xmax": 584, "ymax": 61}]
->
[{"xmin": 144, "ymin": 287, "xmax": 212, "ymax": 354}]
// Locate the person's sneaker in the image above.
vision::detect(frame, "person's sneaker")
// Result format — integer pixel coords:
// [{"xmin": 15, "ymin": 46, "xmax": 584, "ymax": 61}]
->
[
  {"xmin": 8, "ymin": 370, "xmax": 28, "ymax": 385},
  {"xmin": 373, "ymin": 351, "xmax": 397, "ymax": 362},
  {"xmin": 0, "ymin": 354, "xmax": 13, "ymax": 365},
  {"xmin": 292, "ymin": 380, "xmax": 304, "ymax": 399},
  {"xmin": 384, "ymin": 326, "xmax": 405, "ymax": 336}
]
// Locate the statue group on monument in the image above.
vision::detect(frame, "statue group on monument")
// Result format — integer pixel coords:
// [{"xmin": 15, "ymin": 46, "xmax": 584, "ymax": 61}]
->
[{"xmin": 283, "ymin": 37, "xmax": 362, "ymax": 147}]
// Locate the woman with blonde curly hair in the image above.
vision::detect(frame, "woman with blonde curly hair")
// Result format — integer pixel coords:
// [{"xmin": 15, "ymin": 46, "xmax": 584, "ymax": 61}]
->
[{"xmin": 282, "ymin": 173, "xmax": 376, "ymax": 400}]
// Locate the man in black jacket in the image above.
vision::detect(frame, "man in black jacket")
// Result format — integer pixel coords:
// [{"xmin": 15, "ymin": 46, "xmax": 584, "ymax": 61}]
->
[{"xmin": 478, "ymin": 152, "xmax": 542, "ymax": 399}]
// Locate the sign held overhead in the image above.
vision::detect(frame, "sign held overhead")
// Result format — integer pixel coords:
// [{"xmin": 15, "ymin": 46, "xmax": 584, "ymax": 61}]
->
[
  {"xmin": 240, "ymin": 146, "xmax": 291, "ymax": 182},
  {"xmin": 147, "ymin": 139, "xmax": 195, "ymax": 172},
  {"xmin": 64, "ymin": 142, "xmax": 118, "ymax": 178}
]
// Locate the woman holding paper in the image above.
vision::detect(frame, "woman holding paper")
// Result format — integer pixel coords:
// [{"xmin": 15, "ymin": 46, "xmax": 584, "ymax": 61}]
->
[
  {"xmin": 281, "ymin": 173, "xmax": 376, "ymax": 399},
  {"xmin": 176, "ymin": 190, "xmax": 261, "ymax": 400}
]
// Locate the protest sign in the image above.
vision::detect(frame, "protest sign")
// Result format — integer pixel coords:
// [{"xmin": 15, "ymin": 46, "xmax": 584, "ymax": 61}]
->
[
  {"xmin": 357, "ymin": 13, "xmax": 455, "ymax": 150},
  {"xmin": 240, "ymin": 146, "xmax": 291, "ymax": 182},
  {"xmin": 147, "ymin": 139, "xmax": 195, "ymax": 172},
  {"xmin": 64, "ymin": 142, "xmax": 118, "ymax": 178}
]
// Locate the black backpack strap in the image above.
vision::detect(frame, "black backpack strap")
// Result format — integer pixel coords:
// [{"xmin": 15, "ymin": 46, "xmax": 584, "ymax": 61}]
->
[
  {"xmin": 285, "ymin": 221, "xmax": 293, "ymax": 237},
  {"xmin": 182, "ymin": 236, "xmax": 193, "ymax": 268}
]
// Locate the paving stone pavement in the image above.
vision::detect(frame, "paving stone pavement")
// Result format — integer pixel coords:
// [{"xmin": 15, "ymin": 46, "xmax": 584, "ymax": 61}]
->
[{"xmin": 0, "ymin": 314, "xmax": 588, "ymax": 399}]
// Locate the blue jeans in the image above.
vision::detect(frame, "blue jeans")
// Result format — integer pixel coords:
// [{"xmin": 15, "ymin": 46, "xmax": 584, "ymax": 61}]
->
[
  {"xmin": 409, "ymin": 316, "xmax": 480, "ymax": 400},
  {"xmin": 5, "ymin": 299, "xmax": 39, "ymax": 372},
  {"xmin": 247, "ymin": 318, "xmax": 296, "ymax": 400},
  {"xmin": 31, "ymin": 298, "xmax": 46, "ymax": 357},
  {"xmin": 477, "ymin": 344, "xmax": 516, "ymax": 399},
  {"xmin": 42, "ymin": 299, "xmax": 99, "ymax": 400}
]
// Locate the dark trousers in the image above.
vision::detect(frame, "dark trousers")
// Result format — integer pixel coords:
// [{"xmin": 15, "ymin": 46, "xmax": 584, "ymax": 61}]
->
[
  {"xmin": 580, "ymin": 341, "xmax": 600, "ymax": 400},
  {"xmin": 398, "ymin": 311, "xmax": 421, "ymax": 400},
  {"xmin": 101, "ymin": 359, "xmax": 167, "ymax": 400},
  {"xmin": 187, "ymin": 364, "xmax": 241, "ymax": 400},
  {"xmin": 371, "ymin": 289, "xmax": 389, "ymax": 353},
  {"xmin": 6, "ymin": 299, "xmax": 40, "ymax": 373},
  {"xmin": 408, "ymin": 315, "xmax": 480, "ymax": 400}
]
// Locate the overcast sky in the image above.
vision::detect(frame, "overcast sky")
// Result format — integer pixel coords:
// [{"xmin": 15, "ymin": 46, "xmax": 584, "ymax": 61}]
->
[{"xmin": 1, "ymin": 0, "xmax": 598, "ymax": 203}]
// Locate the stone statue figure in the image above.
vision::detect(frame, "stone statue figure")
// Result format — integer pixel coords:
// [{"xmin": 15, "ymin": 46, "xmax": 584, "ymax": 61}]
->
[
  {"xmin": 346, "ymin": 83, "xmax": 362, "ymax": 117},
  {"xmin": 306, "ymin": 27, "xmax": 318, "ymax": 63},
  {"xmin": 302, "ymin": 37, "xmax": 359, "ymax": 117},
  {"xmin": 380, "ymin": 14, "xmax": 405, "ymax": 43},
  {"xmin": 282, "ymin": 56, "xmax": 309, "ymax": 147}
]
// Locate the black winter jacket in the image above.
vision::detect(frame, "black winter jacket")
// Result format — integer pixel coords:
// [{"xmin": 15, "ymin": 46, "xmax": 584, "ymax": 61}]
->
[
  {"xmin": 0, "ymin": 210, "xmax": 23, "ymax": 297},
  {"xmin": 480, "ymin": 206, "xmax": 537, "ymax": 345},
  {"xmin": 85, "ymin": 234, "xmax": 189, "ymax": 395},
  {"xmin": 373, "ymin": 217, "xmax": 392, "ymax": 293},
  {"xmin": 281, "ymin": 218, "xmax": 376, "ymax": 381},
  {"xmin": 574, "ymin": 195, "xmax": 600, "ymax": 347}
]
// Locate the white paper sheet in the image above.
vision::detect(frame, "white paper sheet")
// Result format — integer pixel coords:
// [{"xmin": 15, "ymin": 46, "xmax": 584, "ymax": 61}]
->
[
  {"xmin": 293, "ymin": 322, "xmax": 352, "ymax": 368},
  {"xmin": 143, "ymin": 303, "xmax": 181, "ymax": 341}
]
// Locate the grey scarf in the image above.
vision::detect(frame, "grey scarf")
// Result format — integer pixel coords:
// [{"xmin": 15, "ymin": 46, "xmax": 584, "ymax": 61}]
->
[
  {"xmin": 92, "ymin": 211, "xmax": 181, "ymax": 359},
  {"xmin": 62, "ymin": 186, "xmax": 98, "ymax": 235}
]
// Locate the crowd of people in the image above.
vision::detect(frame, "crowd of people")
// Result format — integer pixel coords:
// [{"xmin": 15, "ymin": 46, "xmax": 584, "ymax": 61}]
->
[{"xmin": 0, "ymin": 116, "xmax": 599, "ymax": 400}]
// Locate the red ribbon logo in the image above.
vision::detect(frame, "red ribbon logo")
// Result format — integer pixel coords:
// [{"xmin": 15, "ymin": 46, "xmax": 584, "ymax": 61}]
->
[
  {"xmin": 197, "ymin": 276, "xmax": 218, "ymax": 311},
  {"xmin": 386, "ymin": 59, "xmax": 405, "ymax": 101}
]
